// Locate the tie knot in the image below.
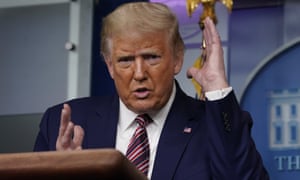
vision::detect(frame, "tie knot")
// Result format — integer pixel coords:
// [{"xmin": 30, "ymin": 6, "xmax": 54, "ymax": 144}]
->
[{"xmin": 135, "ymin": 114, "xmax": 152, "ymax": 127}]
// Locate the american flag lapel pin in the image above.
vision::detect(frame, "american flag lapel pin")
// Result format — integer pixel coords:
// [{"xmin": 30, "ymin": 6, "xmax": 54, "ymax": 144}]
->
[{"xmin": 183, "ymin": 127, "xmax": 192, "ymax": 134}]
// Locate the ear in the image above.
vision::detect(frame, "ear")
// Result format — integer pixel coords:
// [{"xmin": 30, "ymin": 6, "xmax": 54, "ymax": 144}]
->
[
  {"xmin": 174, "ymin": 50, "xmax": 184, "ymax": 75},
  {"xmin": 103, "ymin": 55, "xmax": 114, "ymax": 79}
]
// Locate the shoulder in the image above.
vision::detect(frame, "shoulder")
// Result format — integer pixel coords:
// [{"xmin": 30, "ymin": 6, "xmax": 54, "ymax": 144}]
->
[
  {"xmin": 66, "ymin": 95, "xmax": 117, "ymax": 107},
  {"xmin": 45, "ymin": 95, "xmax": 118, "ymax": 115}
]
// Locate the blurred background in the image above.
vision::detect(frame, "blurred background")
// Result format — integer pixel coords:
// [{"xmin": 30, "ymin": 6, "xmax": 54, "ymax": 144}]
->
[{"xmin": 0, "ymin": 0, "xmax": 299, "ymax": 179}]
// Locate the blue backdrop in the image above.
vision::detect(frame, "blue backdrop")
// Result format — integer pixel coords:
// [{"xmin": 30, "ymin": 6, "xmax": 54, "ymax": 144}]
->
[{"xmin": 241, "ymin": 40, "xmax": 300, "ymax": 179}]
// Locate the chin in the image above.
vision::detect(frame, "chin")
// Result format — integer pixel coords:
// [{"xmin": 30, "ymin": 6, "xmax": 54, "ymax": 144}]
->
[{"xmin": 130, "ymin": 103, "xmax": 155, "ymax": 114}]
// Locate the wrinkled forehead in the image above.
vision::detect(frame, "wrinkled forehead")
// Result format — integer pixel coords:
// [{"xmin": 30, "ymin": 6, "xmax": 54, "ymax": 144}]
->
[{"xmin": 108, "ymin": 30, "xmax": 170, "ymax": 53}]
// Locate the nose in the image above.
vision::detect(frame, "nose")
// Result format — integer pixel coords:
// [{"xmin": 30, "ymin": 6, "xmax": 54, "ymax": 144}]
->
[{"xmin": 133, "ymin": 58, "xmax": 147, "ymax": 81}]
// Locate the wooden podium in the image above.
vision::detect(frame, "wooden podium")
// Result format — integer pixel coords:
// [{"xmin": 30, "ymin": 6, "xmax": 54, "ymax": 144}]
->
[{"xmin": 0, "ymin": 149, "xmax": 148, "ymax": 179}]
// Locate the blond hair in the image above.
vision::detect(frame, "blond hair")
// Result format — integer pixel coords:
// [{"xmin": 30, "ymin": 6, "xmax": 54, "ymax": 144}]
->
[{"xmin": 101, "ymin": 2, "xmax": 184, "ymax": 58}]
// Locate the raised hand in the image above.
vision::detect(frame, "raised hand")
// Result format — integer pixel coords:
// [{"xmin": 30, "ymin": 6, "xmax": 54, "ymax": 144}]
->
[
  {"xmin": 187, "ymin": 17, "xmax": 229, "ymax": 93},
  {"xmin": 56, "ymin": 104, "xmax": 85, "ymax": 151}
]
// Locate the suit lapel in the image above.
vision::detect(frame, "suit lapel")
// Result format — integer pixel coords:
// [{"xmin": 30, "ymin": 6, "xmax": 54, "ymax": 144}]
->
[
  {"xmin": 151, "ymin": 85, "xmax": 201, "ymax": 180},
  {"xmin": 84, "ymin": 95, "xmax": 120, "ymax": 149}
]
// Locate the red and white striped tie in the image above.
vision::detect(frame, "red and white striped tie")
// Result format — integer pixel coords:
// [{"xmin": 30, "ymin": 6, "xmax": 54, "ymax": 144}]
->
[{"xmin": 126, "ymin": 114, "xmax": 152, "ymax": 176}]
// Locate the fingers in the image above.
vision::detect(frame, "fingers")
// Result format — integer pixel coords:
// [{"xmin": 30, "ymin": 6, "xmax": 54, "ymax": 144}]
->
[
  {"xmin": 73, "ymin": 125, "xmax": 84, "ymax": 150},
  {"xmin": 58, "ymin": 104, "xmax": 71, "ymax": 138},
  {"xmin": 203, "ymin": 17, "xmax": 221, "ymax": 48},
  {"xmin": 62, "ymin": 121, "xmax": 75, "ymax": 144},
  {"xmin": 56, "ymin": 104, "xmax": 85, "ymax": 151}
]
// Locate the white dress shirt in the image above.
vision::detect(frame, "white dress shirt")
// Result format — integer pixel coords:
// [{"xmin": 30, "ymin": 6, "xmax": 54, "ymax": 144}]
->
[{"xmin": 115, "ymin": 82, "xmax": 232, "ymax": 179}]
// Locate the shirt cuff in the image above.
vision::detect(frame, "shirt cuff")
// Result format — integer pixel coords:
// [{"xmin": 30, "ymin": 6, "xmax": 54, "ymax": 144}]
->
[{"xmin": 205, "ymin": 87, "xmax": 233, "ymax": 101}]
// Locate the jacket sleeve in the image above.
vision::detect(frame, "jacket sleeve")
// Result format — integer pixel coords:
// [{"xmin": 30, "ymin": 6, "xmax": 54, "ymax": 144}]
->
[
  {"xmin": 205, "ymin": 91, "xmax": 269, "ymax": 180},
  {"xmin": 33, "ymin": 105, "xmax": 62, "ymax": 151}
]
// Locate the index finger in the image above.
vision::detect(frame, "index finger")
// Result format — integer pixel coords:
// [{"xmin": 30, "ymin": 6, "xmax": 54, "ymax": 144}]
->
[{"xmin": 58, "ymin": 103, "xmax": 72, "ymax": 137}]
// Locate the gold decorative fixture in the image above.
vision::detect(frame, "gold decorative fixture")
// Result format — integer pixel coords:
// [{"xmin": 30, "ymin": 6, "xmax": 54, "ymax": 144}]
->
[{"xmin": 187, "ymin": 0, "xmax": 233, "ymax": 29}]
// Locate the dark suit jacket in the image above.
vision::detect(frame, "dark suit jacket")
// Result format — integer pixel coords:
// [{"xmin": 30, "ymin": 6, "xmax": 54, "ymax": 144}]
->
[{"xmin": 34, "ymin": 83, "xmax": 269, "ymax": 180}]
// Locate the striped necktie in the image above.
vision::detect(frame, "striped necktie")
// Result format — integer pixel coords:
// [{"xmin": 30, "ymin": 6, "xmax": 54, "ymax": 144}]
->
[{"xmin": 126, "ymin": 114, "xmax": 152, "ymax": 176}]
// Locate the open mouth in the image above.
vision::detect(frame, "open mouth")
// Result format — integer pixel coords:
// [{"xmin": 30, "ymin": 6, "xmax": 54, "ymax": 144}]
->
[
  {"xmin": 134, "ymin": 88, "xmax": 150, "ymax": 98},
  {"xmin": 136, "ymin": 88, "xmax": 147, "ymax": 92}
]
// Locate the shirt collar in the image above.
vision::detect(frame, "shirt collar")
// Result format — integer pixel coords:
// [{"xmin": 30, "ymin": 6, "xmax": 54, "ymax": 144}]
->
[{"xmin": 118, "ymin": 81, "xmax": 177, "ymax": 133}]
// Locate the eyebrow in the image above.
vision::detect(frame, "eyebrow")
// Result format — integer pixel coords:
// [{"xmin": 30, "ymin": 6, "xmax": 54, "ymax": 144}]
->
[
  {"xmin": 115, "ymin": 48, "xmax": 162, "ymax": 59},
  {"xmin": 116, "ymin": 55, "xmax": 135, "ymax": 61}
]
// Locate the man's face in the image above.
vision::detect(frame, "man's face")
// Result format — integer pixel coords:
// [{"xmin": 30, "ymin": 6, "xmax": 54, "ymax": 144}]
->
[{"xmin": 105, "ymin": 31, "xmax": 183, "ymax": 114}]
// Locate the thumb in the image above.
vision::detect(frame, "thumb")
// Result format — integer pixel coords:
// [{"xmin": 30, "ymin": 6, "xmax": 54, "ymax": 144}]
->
[{"xmin": 187, "ymin": 67, "xmax": 201, "ymax": 80}]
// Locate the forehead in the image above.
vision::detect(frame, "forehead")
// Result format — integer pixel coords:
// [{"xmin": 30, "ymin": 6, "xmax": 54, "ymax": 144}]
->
[{"xmin": 111, "ymin": 31, "xmax": 170, "ymax": 54}]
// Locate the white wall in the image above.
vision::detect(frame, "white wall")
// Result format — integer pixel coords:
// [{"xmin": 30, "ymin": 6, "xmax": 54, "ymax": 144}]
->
[
  {"xmin": 0, "ymin": 0, "xmax": 93, "ymax": 153},
  {"xmin": 0, "ymin": 3, "xmax": 69, "ymax": 115}
]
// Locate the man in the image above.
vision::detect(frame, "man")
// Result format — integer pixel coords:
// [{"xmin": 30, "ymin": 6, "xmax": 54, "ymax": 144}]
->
[{"xmin": 34, "ymin": 2, "xmax": 269, "ymax": 179}]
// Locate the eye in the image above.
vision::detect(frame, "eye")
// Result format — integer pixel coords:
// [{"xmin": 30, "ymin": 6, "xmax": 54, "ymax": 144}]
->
[
  {"xmin": 117, "ymin": 56, "xmax": 134, "ymax": 68},
  {"xmin": 142, "ymin": 54, "xmax": 161, "ymax": 65}
]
